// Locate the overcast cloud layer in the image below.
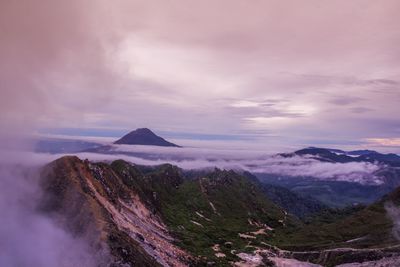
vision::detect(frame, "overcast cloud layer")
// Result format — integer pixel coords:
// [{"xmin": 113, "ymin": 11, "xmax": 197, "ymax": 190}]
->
[{"xmin": 1, "ymin": 0, "xmax": 399, "ymax": 151}]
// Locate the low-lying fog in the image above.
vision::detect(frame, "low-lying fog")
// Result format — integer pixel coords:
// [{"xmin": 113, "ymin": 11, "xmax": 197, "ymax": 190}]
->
[
  {"xmin": 0, "ymin": 150, "xmax": 107, "ymax": 267},
  {"xmin": 29, "ymin": 136, "xmax": 384, "ymax": 185}
]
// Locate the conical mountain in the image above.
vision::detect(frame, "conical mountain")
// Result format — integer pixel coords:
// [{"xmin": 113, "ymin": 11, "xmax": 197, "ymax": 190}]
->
[{"xmin": 114, "ymin": 128, "xmax": 180, "ymax": 147}]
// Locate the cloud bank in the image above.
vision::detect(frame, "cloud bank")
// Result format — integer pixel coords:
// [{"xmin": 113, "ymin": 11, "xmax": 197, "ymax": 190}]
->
[
  {"xmin": 25, "ymin": 143, "xmax": 384, "ymax": 185},
  {"xmin": 104, "ymin": 145, "xmax": 383, "ymax": 185}
]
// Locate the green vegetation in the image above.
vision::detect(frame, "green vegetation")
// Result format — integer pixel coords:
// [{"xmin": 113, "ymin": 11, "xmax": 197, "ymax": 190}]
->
[
  {"xmin": 111, "ymin": 160, "xmax": 297, "ymax": 265},
  {"xmin": 110, "ymin": 160, "xmax": 400, "ymax": 260},
  {"xmin": 271, "ymin": 201, "xmax": 395, "ymax": 251},
  {"xmin": 47, "ymin": 157, "xmax": 400, "ymax": 266},
  {"xmin": 256, "ymin": 173, "xmax": 389, "ymax": 208},
  {"xmin": 111, "ymin": 159, "xmax": 400, "ymax": 264}
]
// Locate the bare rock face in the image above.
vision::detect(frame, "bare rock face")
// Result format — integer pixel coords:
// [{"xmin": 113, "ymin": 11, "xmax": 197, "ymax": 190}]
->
[{"xmin": 39, "ymin": 156, "xmax": 190, "ymax": 267}]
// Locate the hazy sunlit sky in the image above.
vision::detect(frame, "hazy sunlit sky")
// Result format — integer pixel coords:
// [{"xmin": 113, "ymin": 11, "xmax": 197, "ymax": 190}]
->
[{"xmin": 1, "ymin": 0, "xmax": 399, "ymax": 152}]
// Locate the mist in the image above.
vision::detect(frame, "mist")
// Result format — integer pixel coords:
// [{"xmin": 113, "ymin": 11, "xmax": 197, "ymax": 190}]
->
[
  {"xmin": 0, "ymin": 159, "xmax": 102, "ymax": 267},
  {"xmin": 23, "ymin": 142, "xmax": 384, "ymax": 185},
  {"xmin": 101, "ymin": 145, "xmax": 383, "ymax": 185},
  {"xmin": 384, "ymin": 202, "xmax": 400, "ymax": 241},
  {"xmin": 0, "ymin": 1, "xmax": 118, "ymax": 266}
]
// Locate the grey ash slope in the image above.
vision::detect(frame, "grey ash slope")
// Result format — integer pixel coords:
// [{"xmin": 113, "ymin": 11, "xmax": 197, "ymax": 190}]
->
[{"xmin": 114, "ymin": 128, "xmax": 180, "ymax": 147}]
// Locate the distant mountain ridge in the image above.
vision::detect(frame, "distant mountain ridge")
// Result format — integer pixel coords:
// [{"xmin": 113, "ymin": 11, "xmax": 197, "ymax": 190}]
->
[
  {"xmin": 114, "ymin": 128, "xmax": 180, "ymax": 147},
  {"xmin": 257, "ymin": 147, "xmax": 400, "ymax": 208},
  {"xmin": 282, "ymin": 147, "xmax": 400, "ymax": 166}
]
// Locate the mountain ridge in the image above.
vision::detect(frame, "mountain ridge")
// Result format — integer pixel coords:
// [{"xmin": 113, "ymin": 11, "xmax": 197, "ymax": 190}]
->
[{"xmin": 37, "ymin": 156, "xmax": 400, "ymax": 266}]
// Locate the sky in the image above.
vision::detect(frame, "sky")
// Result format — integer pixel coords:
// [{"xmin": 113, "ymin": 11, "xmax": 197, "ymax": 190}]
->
[{"xmin": 1, "ymin": 0, "xmax": 399, "ymax": 152}]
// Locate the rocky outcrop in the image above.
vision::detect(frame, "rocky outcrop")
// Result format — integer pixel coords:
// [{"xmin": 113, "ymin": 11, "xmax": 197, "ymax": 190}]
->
[{"xmin": 39, "ymin": 156, "xmax": 190, "ymax": 266}]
